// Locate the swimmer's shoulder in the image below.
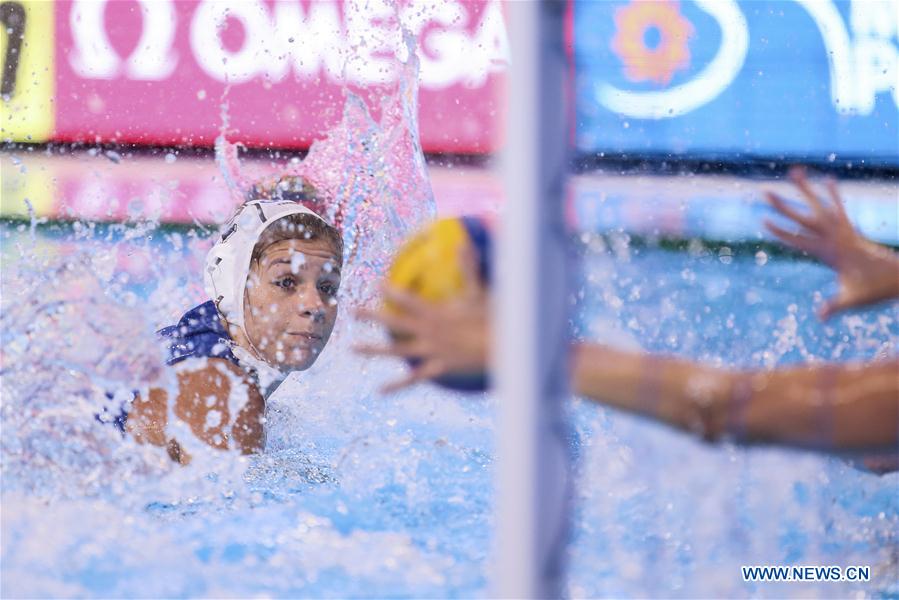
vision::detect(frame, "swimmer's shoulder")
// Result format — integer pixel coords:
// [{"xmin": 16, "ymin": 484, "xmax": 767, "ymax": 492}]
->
[
  {"xmin": 159, "ymin": 302, "xmax": 264, "ymax": 392},
  {"xmin": 158, "ymin": 300, "xmax": 239, "ymax": 367}
]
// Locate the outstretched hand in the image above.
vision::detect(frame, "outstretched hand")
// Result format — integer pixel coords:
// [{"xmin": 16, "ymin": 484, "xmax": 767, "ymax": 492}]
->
[
  {"xmin": 765, "ymin": 166, "xmax": 899, "ymax": 319},
  {"xmin": 354, "ymin": 244, "xmax": 489, "ymax": 393}
]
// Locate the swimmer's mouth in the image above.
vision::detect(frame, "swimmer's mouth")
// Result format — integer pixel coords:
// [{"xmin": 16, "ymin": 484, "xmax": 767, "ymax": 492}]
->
[{"xmin": 287, "ymin": 332, "xmax": 323, "ymax": 341}]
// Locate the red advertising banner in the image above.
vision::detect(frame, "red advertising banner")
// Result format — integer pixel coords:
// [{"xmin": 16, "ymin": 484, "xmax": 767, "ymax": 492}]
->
[{"xmin": 3, "ymin": 0, "xmax": 508, "ymax": 153}]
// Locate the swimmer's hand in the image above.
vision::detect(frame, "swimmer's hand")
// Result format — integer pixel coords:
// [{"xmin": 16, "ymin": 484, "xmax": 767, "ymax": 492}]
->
[
  {"xmin": 354, "ymin": 249, "xmax": 489, "ymax": 393},
  {"xmin": 764, "ymin": 166, "xmax": 899, "ymax": 319},
  {"xmin": 860, "ymin": 453, "xmax": 899, "ymax": 475}
]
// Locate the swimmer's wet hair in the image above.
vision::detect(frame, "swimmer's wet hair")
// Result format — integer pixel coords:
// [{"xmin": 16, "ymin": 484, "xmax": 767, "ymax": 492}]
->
[
  {"xmin": 251, "ymin": 214, "xmax": 344, "ymax": 265},
  {"xmin": 247, "ymin": 175, "xmax": 320, "ymax": 204},
  {"xmin": 246, "ymin": 176, "xmax": 344, "ymax": 263}
]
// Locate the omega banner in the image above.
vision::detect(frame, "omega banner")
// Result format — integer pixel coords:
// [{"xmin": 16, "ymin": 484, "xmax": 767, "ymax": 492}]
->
[
  {"xmin": 3, "ymin": 0, "xmax": 896, "ymax": 163},
  {"xmin": 1, "ymin": 0, "xmax": 508, "ymax": 153}
]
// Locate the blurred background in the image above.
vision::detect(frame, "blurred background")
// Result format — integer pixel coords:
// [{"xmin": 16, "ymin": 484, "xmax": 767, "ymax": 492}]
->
[
  {"xmin": 1, "ymin": 1, "xmax": 897, "ymax": 597},
  {"xmin": 2, "ymin": 0, "xmax": 896, "ymax": 241}
]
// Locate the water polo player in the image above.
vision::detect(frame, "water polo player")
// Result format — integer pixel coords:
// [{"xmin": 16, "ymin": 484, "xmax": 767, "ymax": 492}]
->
[
  {"xmin": 125, "ymin": 177, "xmax": 343, "ymax": 463},
  {"xmin": 357, "ymin": 169, "xmax": 899, "ymax": 456}
]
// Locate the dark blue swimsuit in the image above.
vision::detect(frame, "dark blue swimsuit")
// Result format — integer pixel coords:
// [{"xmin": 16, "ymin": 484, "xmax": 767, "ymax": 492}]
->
[
  {"xmin": 98, "ymin": 301, "xmax": 240, "ymax": 433},
  {"xmin": 157, "ymin": 300, "xmax": 240, "ymax": 367}
]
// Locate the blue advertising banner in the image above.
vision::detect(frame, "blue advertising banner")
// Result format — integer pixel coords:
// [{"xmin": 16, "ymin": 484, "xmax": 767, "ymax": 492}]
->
[{"xmin": 575, "ymin": 0, "xmax": 899, "ymax": 165}]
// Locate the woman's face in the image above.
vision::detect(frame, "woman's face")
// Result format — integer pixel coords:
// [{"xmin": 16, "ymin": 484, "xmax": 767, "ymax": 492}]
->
[{"xmin": 243, "ymin": 238, "xmax": 341, "ymax": 371}]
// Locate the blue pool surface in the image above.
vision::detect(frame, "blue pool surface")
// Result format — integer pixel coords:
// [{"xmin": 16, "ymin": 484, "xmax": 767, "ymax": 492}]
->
[{"xmin": 1, "ymin": 216, "xmax": 897, "ymax": 598}]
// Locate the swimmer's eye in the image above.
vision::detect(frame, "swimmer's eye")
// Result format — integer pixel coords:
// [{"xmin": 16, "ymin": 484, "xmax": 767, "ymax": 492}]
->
[
  {"xmin": 273, "ymin": 276, "xmax": 297, "ymax": 290},
  {"xmin": 318, "ymin": 281, "xmax": 339, "ymax": 297}
]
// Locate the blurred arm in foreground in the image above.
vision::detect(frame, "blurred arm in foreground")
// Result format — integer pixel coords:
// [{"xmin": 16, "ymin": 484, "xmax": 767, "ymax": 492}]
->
[{"xmin": 356, "ymin": 171, "xmax": 899, "ymax": 457}]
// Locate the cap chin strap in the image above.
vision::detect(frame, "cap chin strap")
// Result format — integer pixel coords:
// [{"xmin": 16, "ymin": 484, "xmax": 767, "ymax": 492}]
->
[{"xmin": 228, "ymin": 320, "xmax": 289, "ymax": 399}]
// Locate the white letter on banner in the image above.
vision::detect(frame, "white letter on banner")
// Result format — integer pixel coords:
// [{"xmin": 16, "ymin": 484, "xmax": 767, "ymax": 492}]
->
[
  {"xmin": 191, "ymin": 0, "xmax": 270, "ymax": 83},
  {"xmin": 850, "ymin": 0, "xmax": 898, "ymax": 39},
  {"xmin": 853, "ymin": 38, "xmax": 899, "ymax": 113},
  {"xmin": 69, "ymin": 0, "xmax": 120, "ymax": 79},
  {"xmin": 125, "ymin": 0, "xmax": 178, "ymax": 80},
  {"xmin": 345, "ymin": 0, "xmax": 400, "ymax": 85},
  {"xmin": 465, "ymin": 0, "xmax": 510, "ymax": 87},
  {"xmin": 269, "ymin": 0, "xmax": 344, "ymax": 82},
  {"xmin": 795, "ymin": 0, "xmax": 858, "ymax": 113},
  {"xmin": 400, "ymin": 0, "xmax": 467, "ymax": 89}
]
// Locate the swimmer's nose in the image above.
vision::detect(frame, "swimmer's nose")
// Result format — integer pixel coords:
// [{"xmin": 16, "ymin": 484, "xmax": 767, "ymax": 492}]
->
[{"xmin": 297, "ymin": 288, "xmax": 327, "ymax": 322}]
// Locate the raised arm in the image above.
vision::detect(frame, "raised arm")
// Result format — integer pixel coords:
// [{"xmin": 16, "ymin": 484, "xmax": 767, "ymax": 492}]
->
[
  {"xmin": 765, "ymin": 167, "xmax": 899, "ymax": 319},
  {"xmin": 356, "ymin": 171, "xmax": 899, "ymax": 453},
  {"xmin": 356, "ymin": 256, "xmax": 898, "ymax": 453}
]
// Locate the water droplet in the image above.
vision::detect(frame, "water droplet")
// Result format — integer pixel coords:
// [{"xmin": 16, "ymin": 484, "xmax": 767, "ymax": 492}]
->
[{"xmin": 718, "ymin": 247, "xmax": 733, "ymax": 265}]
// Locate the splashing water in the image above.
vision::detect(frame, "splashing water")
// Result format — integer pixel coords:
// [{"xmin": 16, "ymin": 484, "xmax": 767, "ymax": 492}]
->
[
  {"xmin": 214, "ymin": 30, "xmax": 434, "ymax": 305},
  {"xmin": 2, "ymin": 8, "xmax": 899, "ymax": 600},
  {"xmin": 2, "ymin": 4, "xmax": 438, "ymax": 487},
  {"xmin": 0, "ymin": 13, "xmax": 474, "ymax": 597},
  {"xmin": 1, "ymin": 240, "xmax": 176, "ymax": 499},
  {"xmin": 4, "ymin": 220, "xmax": 898, "ymax": 596}
]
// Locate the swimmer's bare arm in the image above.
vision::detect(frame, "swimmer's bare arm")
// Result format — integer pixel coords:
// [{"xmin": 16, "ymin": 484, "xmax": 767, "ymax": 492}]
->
[
  {"xmin": 765, "ymin": 167, "xmax": 899, "ymax": 318},
  {"xmin": 356, "ymin": 291, "xmax": 898, "ymax": 452},
  {"xmin": 567, "ymin": 170, "xmax": 899, "ymax": 450},
  {"xmin": 572, "ymin": 345, "xmax": 899, "ymax": 451},
  {"xmin": 126, "ymin": 358, "xmax": 265, "ymax": 463}
]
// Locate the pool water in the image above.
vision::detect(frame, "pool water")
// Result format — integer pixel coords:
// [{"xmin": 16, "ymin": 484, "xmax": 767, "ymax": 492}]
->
[{"xmin": 1, "ymin": 218, "xmax": 897, "ymax": 598}]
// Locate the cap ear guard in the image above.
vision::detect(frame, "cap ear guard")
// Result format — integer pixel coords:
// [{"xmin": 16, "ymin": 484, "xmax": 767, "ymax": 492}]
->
[{"xmin": 203, "ymin": 198, "xmax": 330, "ymax": 333}]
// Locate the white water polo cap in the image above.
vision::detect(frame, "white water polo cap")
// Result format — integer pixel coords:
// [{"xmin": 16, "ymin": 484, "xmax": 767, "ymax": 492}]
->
[{"xmin": 204, "ymin": 199, "xmax": 331, "ymax": 332}]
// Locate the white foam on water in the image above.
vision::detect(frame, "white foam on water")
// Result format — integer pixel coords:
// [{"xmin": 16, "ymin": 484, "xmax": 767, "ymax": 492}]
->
[{"xmin": 2, "ymin": 5, "xmax": 898, "ymax": 597}]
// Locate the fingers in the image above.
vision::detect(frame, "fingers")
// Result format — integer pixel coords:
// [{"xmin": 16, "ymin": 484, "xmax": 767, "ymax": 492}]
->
[
  {"xmin": 354, "ymin": 342, "xmax": 399, "ymax": 357},
  {"xmin": 788, "ymin": 166, "xmax": 827, "ymax": 216},
  {"xmin": 765, "ymin": 191, "xmax": 821, "ymax": 233},
  {"xmin": 355, "ymin": 307, "xmax": 419, "ymax": 336},
  {"xmin": 353, "ymin": 341, "xmax": 426, "ymax": 359},
  {"xmin": 764, "ymin": 220, "xmax": 818, "ymax": 254},
  {"xmin": 458, "ymin": 241, "xmax": 481, "ymax": 298},
  {"xmin": 817, "ymin": 302, "xmax": 836, "ymax": 321},
  {"xmin": 825, "ymin": 177, "xmax": 850, "ymax": 223},
  {"xmin": 380, "ymin": 284, "xmax": 430, "ymax": 317},
  {"xmin": 380, "ymin": 360, "xmax": 446, "ymax": 394},
  {"xmin": 817, "ymin": 293, "xmax": 852, "ymax": 321},
  {"xmin": 381, "ymin": 374, "xmax": 421, "ymax": 394}
]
